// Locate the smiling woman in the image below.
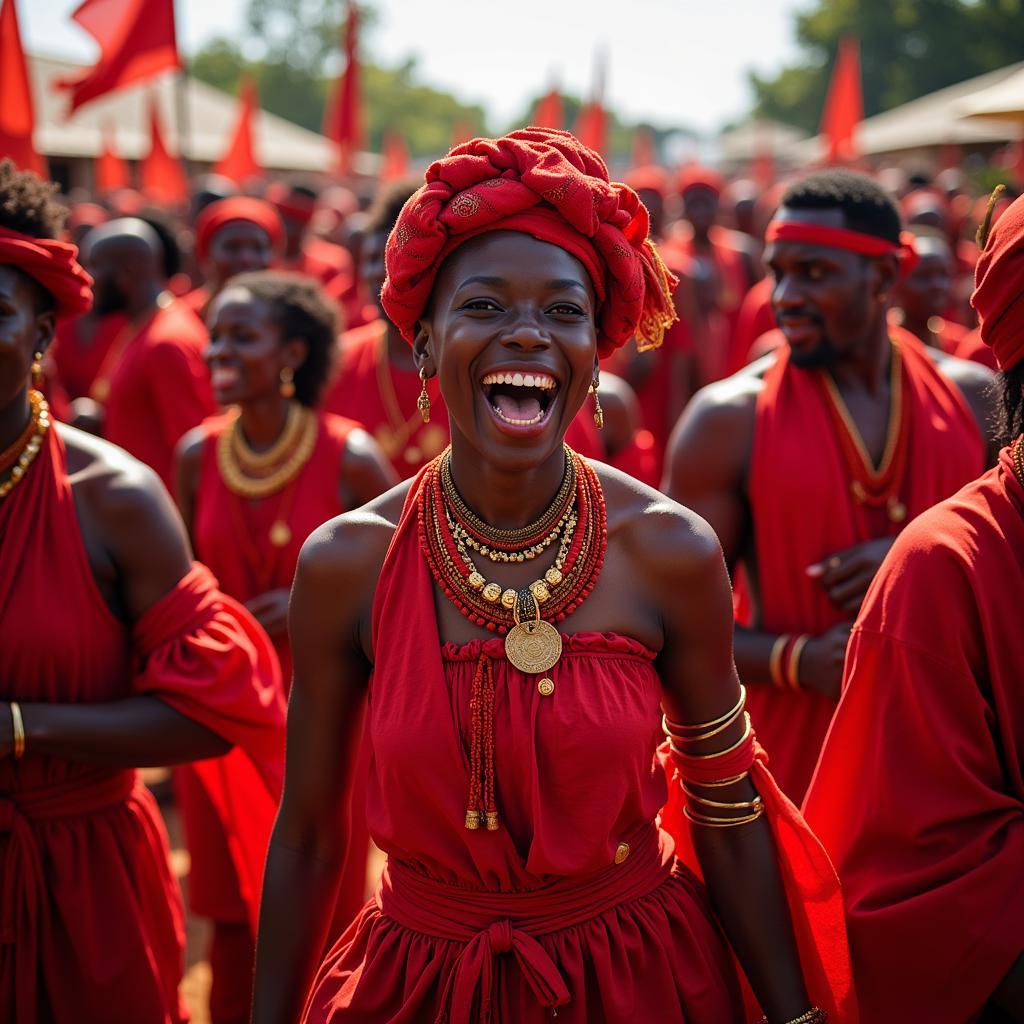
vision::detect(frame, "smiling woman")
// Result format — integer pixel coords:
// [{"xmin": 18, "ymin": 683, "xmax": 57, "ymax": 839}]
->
[{"xmin": 251, "ymin": 130, "xmax": 855, "ymax": 1024}]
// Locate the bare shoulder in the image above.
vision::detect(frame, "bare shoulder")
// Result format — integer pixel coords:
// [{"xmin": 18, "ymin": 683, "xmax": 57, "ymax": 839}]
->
[
  {"xmin": 930, "ymin": 347, "xmax": 994, "ymax": 397},
  {"xmin": 675, "ymin": 357, "xmax": 769, "ymax": 436}
]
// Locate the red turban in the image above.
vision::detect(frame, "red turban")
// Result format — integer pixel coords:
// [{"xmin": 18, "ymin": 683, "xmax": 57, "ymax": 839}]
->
[
  {"xmin": 0, "ymin": 226, "xmax": 93, "ymax": 318},
  {"xmin": 380, "ymin": 127, "xmax": 678, "ymax": 356},
  {"xmin": 972, "ymin": 191, "xmax": 1024, "ymax": 371},
  {"xmin": 677, "ymin": 165, "xmax": 725, "ymax": 199},
  {"xmin": 195, "ymin": 197, "xmax": 284, "ymax": 264}
]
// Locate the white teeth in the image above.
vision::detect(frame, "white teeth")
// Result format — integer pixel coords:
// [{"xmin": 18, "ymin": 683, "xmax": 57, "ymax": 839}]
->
[
  {"xmin": 493, "ymin": 405, "xmax": 545, "ymax": 425},
  {"xmin": 480, "ymin": 371, "xmax": 557, "ymax": 389}
]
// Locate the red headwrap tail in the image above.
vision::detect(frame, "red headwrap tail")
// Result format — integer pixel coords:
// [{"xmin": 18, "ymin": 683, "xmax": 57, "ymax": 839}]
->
[
  {"xmin": 0, "ymin": 226, "xmax": 93, "ymax": 318},
  {"xmin": 637, "ymin": 238, "xmax": 678, "ymax": 352}
]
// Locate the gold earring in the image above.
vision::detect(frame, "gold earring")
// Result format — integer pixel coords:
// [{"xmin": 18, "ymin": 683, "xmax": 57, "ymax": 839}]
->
[
  {"xmin": 590, "ymin": 378, "xmax": 604, "ymax": 430},
  {"xmin": 31, "ymin": 352, "xmax": 43, "ymax": 389},
  {"xmin": 279, "ymin": 366, "xmax": 295, "ymax": 399},
  {"xmin": 417, "ymin": 367, "xmax": 432, "ymax": 424}
]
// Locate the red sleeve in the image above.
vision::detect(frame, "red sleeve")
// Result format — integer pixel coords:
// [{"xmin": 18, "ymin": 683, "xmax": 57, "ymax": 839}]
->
[{"xmin": 133, "ymin": 563, "xmax": 286, "ymax": 931}]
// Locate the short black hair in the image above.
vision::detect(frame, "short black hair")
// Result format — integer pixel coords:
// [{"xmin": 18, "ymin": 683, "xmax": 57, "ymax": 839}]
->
[
  {"xmin": 364, "ymin": 180, "xmax": 420, "ymax": 237},
  {"xmin": 780, "ymin": 169, "xmax": 903, "ymax": 246},
  {"xmin": 0, "ymin": 159, "xmax": 67, "ymax": 311},
  {"xmin": 226, "ymin": 271, "xmax": 337, "ymax": 407},
  {"xmin": 997, "ymin": 365, "xmax": 1024, "ymax": 446}
]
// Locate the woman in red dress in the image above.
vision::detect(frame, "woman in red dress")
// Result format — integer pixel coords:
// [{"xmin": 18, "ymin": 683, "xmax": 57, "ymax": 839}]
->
[
  {"xmin": 0, "ymin": 166, "xmax": 285, "ymax": 1022},
  {"xmin": 252, "ymin": 130, "xmax": 854, "ymax": 1024},
  {"xmin": 174, "ymin": 271, "xmax": 395, "ymax": 1023}
]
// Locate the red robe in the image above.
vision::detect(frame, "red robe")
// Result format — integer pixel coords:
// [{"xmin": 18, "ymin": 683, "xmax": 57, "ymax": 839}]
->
[
  {"xmin": 0, "ymin": 427, "xmax": 283, "ymax": 1023},
  {"xmin": 804, "ymin": 447, "xmax": 1024, "ymax": 1023},
  {"xmin": 184, "ymin": 411, "xmax": 371, "ymax": 931},
  {"xmin": 739, "ymin": 328, "xmax": 985, "ymax": 801},
  {"xmin": 103, "ymin": 299, "xmax": 216, "ymax": 490},
  {"xmin": 51, "ymin": 312, "xmax": 126, "ymax": 401},
  {"xmin": 302, "ymin": 465, "xmax": 855, "ymax": 1023}
]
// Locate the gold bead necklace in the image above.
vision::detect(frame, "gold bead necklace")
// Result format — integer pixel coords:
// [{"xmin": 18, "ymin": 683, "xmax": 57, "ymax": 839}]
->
[{"xmin": 0, "ymin": 390, "xmax": 50, "ymax": 500}]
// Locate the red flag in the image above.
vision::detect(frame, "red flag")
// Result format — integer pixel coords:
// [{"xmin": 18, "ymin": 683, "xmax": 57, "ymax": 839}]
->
[
  {"xmin": 573, "ymin": 51, "xmax": 608, "ymax": 156},
  {"xmin": 215, "ymin": 78, "xmax": 262, "ymax": 185},
  {"xmin": 0, "ymin": 0, "xmax": 45, "ymax": 176},
  {"xmin": 323, "ymin": 0, "xmax": 362, "ymax": 176},
  {"xmin": 141, "ymin": 96, "xmax": 187, "ymax": 205},
  {"xmin": 820, "ymin": 36, "xmax": 862, "ymax": 164},
  {"xmin": 380, "ymin": 132, "xmax": 409, "ymax": 181},
  {"xmin": 450, "ymin": 119, "xmax": 474, "ymax": 149},
  {"xmin": 533, "ymin": 88, "xmax": 563, "ymax": 130},
  {"xmin": 56, "ymin": 0, "xmax": 181, "ymax": 114},
  {"xmin": 95, "ymin": 122, "xmax": 130, "ymax": 193},
  {"xmin": 630, "ymin": 126, "xmax": 656, "ymax": 170}
]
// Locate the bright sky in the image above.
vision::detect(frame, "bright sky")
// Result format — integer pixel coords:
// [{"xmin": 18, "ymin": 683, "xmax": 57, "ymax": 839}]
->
[{"xmin": 23, "ymin": 0, "xmax": 806, "ymax": 135}]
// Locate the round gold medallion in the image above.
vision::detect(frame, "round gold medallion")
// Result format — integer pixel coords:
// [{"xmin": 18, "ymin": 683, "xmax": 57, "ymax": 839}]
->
[
  {"xmin": 505, "ymin": 619, "xmax": 562, "ymax": 674},
  {"xmin": 537, "ymin": 677, "xmax": 555, "ymax": 697},
  {"xmin": 269, "ymin": 520, "xmax": 292, "ymax": 547}
]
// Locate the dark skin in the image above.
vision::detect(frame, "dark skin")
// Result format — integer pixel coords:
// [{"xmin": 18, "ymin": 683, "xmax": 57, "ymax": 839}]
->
[
  {"xmin": 175, "ymin": 287, "xmax": 397, "ymax": 638},
  {"xmin": 200, "ymin": 220, "xmax": 275, "ymax": 305},
  {"xmin": 664, "ymin": 205, "xmax": 996, "ymax": 699},
  {"xmin": 893, "ymin": 240, "xmax": 954, "ymax": 346},
  {"xmin": 253, "ymin": 231, "xmax": 813, "ymax": 1022},
  {"xmin": 0, "ymin": 264, "xmax": 229, "ymax": 765}
]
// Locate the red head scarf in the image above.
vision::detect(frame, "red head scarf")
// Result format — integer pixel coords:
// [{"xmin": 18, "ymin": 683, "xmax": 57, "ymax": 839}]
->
[
  {"xmin": 265, "ymin": 182, "xmax": 317, "ymax": 225},
  {"xmin": 0, "ymin": 226, "xmax": 93, "ymax": 318},
  {"xmin": 380, "ymin": 127, "xmax": 678, "ymax": 356},
  {"xmin": 623, "ymin": 165, "xmax": 669, "ymax": 198},
  {"xmin": 972, "ymin": 190, "xmax": 1024, "ymax": 371},
  {"xmin": 765, "ymin": 219, "xmax": 921, "ymax": 278},
  {"xmin": 677, "ymin": 165, "xmax": 725, "ymax": 199},
  {"xmin": 194, "ymin": 197, "xmax": 284, "ymax": 264}
]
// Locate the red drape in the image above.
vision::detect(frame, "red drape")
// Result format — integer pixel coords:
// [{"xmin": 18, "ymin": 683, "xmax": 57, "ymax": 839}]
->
[
  {"xmin": 0, "ymin": 0, "xmax": 45, "ymax": 176},
  {"xmin": 214, "ymin": 78, "xmax": 262, "ymax": 186},
  {"xmin": 323, "ymin": 0, "xmax": 361, "ymax": 176},
  {"xmin": 820, "ymin": 37, "xmax": 863, "ymax": 164}
]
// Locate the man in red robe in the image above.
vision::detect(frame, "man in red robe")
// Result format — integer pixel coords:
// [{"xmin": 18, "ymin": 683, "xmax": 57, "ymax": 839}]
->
[
  {"xmin": 79, "ymin": 218, "xmax": 216, "ymax": 490},
  {"xmin": 664, "ymin": 169, "xmax": 994, "ymax": 803},
  {"xmin": 803, "ymin": 188, "xmax": 1024, "ymax": 1023}
]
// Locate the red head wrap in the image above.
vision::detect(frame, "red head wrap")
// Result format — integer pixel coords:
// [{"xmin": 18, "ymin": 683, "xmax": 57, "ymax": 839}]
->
[
  {"xmin": 194, "ymin": 197, "xmax": 284, "ymax": 264},
  {"xmin": 623, "ymin": 165, "xmax": 669, "ymax": 198},
  {"xmin": 765, "ymin": 220, "xmax": 920, "ymax": 278},
  {"xmin": 265, "ymin": 182, "xmax": 317, "ymax": 225},
  {"xmin": 0, "ymin": 226, "xmax": 93, "ymax": 318},
  {"xmin": 380, "ymin": 127, "xmax": 678, "ymax": 356},
  {"xmin": 677, "ymin": 165, "xmax": 725, "ymax": 199},
  {"xmin": 971, "ymin": 191, "xmax": 1024, "ymax": 372}
]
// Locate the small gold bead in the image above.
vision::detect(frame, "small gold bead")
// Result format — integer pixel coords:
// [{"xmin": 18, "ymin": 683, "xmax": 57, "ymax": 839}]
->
[
  {"xmin": 545, "ymin": 568, "xmax": 563, "ymax": 586},
  {"xmin": 465, "ymin": 810, "xmax": 481, "ymax": 830},
  {"xmin": 468, "ymin": 572, "xmax": 485, "ymax": 591},
  {"xmin": 485, "ymin": 811, "xmax": 500, "ymax": 831},
  {"xmin": 537, "ymin": 677, "xmax": 555, "ymax": 696},
  {"xmin": 530, "ymin": 581, "xmax": 550, "ymax": 603},
  {"xmin": 501, "ymin": 589, "xmax": 517, "ymax": 609},
  {"xmin": 614, "ymin": 842, "xmax": 630, "ymax": 864},
  {"xmin": 482, "ymin": 583, "xmax": 502, "ymax": 603}
]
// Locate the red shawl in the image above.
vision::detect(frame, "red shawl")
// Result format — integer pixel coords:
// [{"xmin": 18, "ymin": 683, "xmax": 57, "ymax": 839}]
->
[
  {"xmin": 804, "ymin": 448, "xmax": 1024, "ymax": 1022},
  {"xmin": 741, "ymin": 327, "xmax": 985, "ymax": 801}
]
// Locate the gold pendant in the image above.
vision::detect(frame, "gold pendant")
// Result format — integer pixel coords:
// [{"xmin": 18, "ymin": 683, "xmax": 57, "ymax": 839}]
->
[
  {"xmin": 505, "ymin": 619, "xmax": 562, "ymax": 674},
  {"xmin": 269, "ymin": 520, "xmax": 292, "ymax": 547}
]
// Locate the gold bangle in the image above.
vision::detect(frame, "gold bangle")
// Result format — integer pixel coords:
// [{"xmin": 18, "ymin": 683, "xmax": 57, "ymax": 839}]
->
[
  {"xmin": 663, "ymin": 685, "xmax": 746, "ymax": 737},
  {"xmin": 769, "ymin": 634, "xmax": 791, "ymax": 688},
  {"xmin": 681, "ymin": 771, "xmax": 749, "ymax": 788},
  {"xmin": 786, "ymin": 635, "xmax": 811, "ymax": 690},
  {"xmin": 684, "ymin": 804, "xmax": 764, "ymax": 828},
  {"xmin": 683, "ymin": 784, "xmax": 762, "ymax": 811},
  {"xmin": 9, "ymin": 701, "xmax": 25, "ymax": 760},
  {"xmin": 669, "ymin": 713, "xmax": 752, "ymax": 760},
  {"xmin": 758, "ymin": 1009, "xmax": 827, "ymax": 1024}
]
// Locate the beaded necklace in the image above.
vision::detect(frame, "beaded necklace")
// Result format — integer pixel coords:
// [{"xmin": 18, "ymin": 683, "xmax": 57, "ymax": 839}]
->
[{"xmin": 0, "ymin": 390, "xmax": 50, "ymax": 500}]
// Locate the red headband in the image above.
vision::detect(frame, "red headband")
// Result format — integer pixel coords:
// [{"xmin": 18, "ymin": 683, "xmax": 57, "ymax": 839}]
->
[
  {"xmin": 381, "ymin": 127, "xmax": 679, "ymax": 357},
  {"xmin": 766, "ymin": 220, "xmax": 920, "ymax": 277},
  {"xmin": 971, "ymin": 191, "xmax": 1024, "ymax": 372},
  {"xmin": 194, "ymin": 197, "xmax": 284, "ymax": 264},
  {"xmin": 0, "ymin": 226, "xmax": 93, "ymax": 318}
]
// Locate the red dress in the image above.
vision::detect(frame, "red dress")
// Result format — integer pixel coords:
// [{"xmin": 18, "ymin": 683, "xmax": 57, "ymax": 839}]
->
[
  {"xmin": 51, "ymin": 312, "xmax": 126, "ymax": 401},
  {"xmin": 0, "ymin": 427, "xmax": 283, "ymax": 1023},
  {"xmin": 302, "ymin": 471, "xmax": 855, "ymax": 1023},
  {"xmin": 184, "ymin": 410, "xmax": 370, "ymax": 930},
  {"xmin": 738, "ymin": 328, "xmax": 986, "ymax": 802},
  {"xmin": 804, "ymin": 448, "xmax": 1024, "ymax": 1022}
]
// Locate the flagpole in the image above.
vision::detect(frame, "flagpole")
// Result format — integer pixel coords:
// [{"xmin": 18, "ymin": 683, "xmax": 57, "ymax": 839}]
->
[{"xmin": 173, "ymin": 0, "xmax": 193, "ymax": 182}]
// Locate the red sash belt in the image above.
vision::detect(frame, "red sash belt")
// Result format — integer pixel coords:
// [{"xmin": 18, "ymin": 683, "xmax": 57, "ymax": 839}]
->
[
  {"xmin": 0, "ymin": 767, "xmax": 137, "ymax": 946},
  {"xmin": 379, "ymin": 824, "xmax": 672, "ymax": 1023}
]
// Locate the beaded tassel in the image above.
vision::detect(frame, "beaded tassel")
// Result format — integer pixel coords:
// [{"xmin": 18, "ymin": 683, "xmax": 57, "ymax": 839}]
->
[{"xmin": 465, "ymin": 655, "xmax": 499, "ymax": 831}]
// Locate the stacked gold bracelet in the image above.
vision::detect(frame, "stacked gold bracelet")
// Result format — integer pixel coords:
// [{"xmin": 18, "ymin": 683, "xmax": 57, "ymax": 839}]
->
[
  {"xmin": 769, "ymin": 634, "xmax": 811, "ymax": 690},
  {"xmin": 758, "ymin": 1008, "xmax": 827, "ymax": 1024},
  {"xmin": 9, "ymin": 701, "xmax": 25, "ymax": 760}
]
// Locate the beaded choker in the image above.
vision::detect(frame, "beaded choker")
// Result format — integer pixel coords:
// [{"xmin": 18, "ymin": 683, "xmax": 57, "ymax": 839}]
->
[{"xmin": 0, "ymin": 390, "xmax": 50, "ymax": 500}]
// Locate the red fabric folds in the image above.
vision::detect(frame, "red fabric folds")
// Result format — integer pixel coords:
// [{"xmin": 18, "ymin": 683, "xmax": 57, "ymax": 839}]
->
[
  {"xmin": 381, "ymin": 127, "xmax": 678, "ymax": 356},
  {"xmin": 971, "ymin": 190, "xmax": 1024, "ymax": 370},
  {"xmin": 804, "ymin": 447, "xmax": 1024, "ymax": 1022},
  {"xmin": 133, "ymin": 562, "xmax": 285, "ymax": 933},
  {"xmin": 0, "ymin": 226, "xmax": 93, "ymax": 318},
  {"xmin": 739, "ymin": 327, "xmax": 985, "ymax": 801}
]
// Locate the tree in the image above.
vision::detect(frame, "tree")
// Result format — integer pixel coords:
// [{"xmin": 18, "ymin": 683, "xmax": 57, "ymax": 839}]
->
[{"xmin": 751, "ymin": 0, "xmax": 1024, "ymax": 133}]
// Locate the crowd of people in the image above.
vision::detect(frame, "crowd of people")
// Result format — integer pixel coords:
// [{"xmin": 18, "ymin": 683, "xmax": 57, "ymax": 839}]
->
[{"xmin": 0, "ymin": 123, "xmax": 1021, "ymax": 1024}]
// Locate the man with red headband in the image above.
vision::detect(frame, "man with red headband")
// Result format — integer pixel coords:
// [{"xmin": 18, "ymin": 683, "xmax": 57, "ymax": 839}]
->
[
  {"xmin": 665, "ymin": 169, "xmax": 994, "ymax": 803},
  {"xmin": 0, "ymin": 159, "xmax": 285, "ymax": 1023},
  {"xmin": 804, "ymin": 189, "xmax": 1024, "ymax": 1022},
  {"xmin": 184, "ymin": 196, "xmax": 284, "ymax": 319},
  {"xmin": 78, "ymin": 217, "xmax": 216, "ymax": 490}
]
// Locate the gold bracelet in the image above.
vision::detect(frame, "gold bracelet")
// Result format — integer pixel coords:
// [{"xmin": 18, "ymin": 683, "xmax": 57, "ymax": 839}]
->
[
  {"xmin": 681, "ymin": 770, "xmax": 749, "ymax": 788},
  {"xmin": 669, "ymin": 713, "xmax": 751, "ymax": 760},
  {"xmin": 684, "ymin": 804, "xmax": 764, "ymax": 828},
  {"xmin": 9, "ymin": 701, "xmax": 25, "ymax": 760},
  {"xmin": 663, "ymin": 686, "xmax": 746, "ymax": 744},
  {"xmin": 769, "ymin": 634, "xmax": 791, "ymax": 688},
  {"xmin": 683, "ymin": 785, "xmax": 762, "ymax": 812},
  {"xmin": 758, "ymin": 1009, "xmax": 827, "ymax": 1024},
  {"xmin": 785, "ymin": 635, "xmax": 811, "ymax": 690}
]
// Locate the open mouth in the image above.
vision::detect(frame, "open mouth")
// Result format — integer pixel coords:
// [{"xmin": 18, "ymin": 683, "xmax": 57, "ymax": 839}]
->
[
  {"xmin": 480, "ymin": 370, "xmax": 559, "ymax": 427},
  {"xmin": 210, "ymin": 365, "xmax": 241, "ymax": 390}
]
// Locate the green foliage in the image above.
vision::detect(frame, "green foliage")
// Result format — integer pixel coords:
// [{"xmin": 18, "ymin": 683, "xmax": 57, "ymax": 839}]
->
[{"xmin": 752, "ymin": 0, "xmax": 1024, "ymax": 133}]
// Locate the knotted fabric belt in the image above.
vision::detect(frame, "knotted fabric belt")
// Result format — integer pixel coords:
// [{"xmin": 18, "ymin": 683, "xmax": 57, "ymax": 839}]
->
[
  {"xmin": 0, "ymin": 766, "xmax": 137, "ymax": 1020},
  {"xmin": 378, "ymin": 824, "xmax": 673, "ymax": 1023}
]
